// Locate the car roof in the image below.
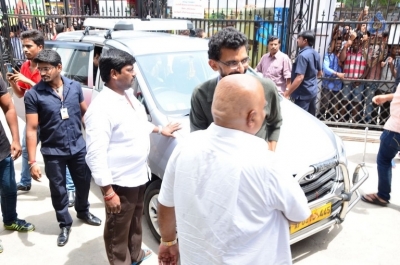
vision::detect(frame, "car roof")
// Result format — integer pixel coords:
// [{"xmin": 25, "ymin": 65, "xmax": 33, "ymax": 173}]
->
[{"xmin": 55, "ymin": 30, "xmax": 209, "ymax": 56}]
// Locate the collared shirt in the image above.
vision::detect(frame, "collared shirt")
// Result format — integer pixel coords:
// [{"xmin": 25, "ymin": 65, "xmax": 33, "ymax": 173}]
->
[
  {"xmin": 384, "ymin": 86, "xmax": 400, "ymax": 133},
  {"xmin": 0, "ymin": 76, "xmax": 10, "ymax": 161},
  {"xmin": 159, "ymin": 123, "xmax": 310, "ymax": 265},
  {"xmin": 322, "ymin": 52, "xmax": 343, "ymax": 91},
  {"xmin": 256, "ymin": 51, "xmax": 292, "ymax": 93},
  {"xmin": 24, "ymin": 76, "xmax": 86, "ymax": 156},
  {"xmin": 17, "ymin": 60, "xmax": 41, "ymax": 92},
  {"xmin": 190, "ymin": 76, "xmax": 282, "ymax": 142},
  {"xmin": 343, "ymin": 50, "xmax": 366, "ymax": 79},
  {"xmin": 291, "ymin": 46, "xmax": 321, "ymax": 99},
  {"xmin": 10, "ymin": 37, "xmax": 25, "ymax": 62},
  {"xmin": 85, "ymin": 87, "xmax": 154, "ymax": 187}
]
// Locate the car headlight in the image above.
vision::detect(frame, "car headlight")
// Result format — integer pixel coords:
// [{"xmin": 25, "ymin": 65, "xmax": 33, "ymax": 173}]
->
[{"xmin": 335, "ymin": 135, "xmax": 348, "ymax": 166}]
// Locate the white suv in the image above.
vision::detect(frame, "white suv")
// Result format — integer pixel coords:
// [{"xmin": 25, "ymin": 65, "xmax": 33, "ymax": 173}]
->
[{"xmin": 13, "ymin": 18, "xmax": 369, "ymax": 245}]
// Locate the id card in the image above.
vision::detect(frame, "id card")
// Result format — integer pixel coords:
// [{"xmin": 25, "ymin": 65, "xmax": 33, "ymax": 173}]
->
[{"xmin": 60, "ymin": 108, "xmax": 69, "ymax": 119}]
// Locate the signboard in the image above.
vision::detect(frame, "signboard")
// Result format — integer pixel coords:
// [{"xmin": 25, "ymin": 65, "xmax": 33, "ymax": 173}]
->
[{"xmin": 172, "ymin": 0, "xmax": 205, "ymax": 19}]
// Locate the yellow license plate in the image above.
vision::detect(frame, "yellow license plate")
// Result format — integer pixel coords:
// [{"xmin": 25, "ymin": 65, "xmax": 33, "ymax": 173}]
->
[{"xmin": 290, "ymin": 202, "xmax": 332, "ymax": 234}]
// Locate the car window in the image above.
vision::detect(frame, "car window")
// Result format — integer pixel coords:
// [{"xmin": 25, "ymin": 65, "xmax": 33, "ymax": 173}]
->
[
  {"xmin": 51, "ymin": 47, "xmax": 92, "ymax": 87},
  {"xmin": 135, "ymin": 51, "xmax": 217, "ymax": 115}
]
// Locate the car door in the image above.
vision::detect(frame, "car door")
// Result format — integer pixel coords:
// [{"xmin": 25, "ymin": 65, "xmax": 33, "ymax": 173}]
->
[{"xmin": 45, "ymin": 41, "xmax": 95, "ymax": 106}]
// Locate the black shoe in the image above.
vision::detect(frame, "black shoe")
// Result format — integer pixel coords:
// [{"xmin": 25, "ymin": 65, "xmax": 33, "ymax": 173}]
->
[
  {"xmin": 17, "ymin": 182, "xmax": 31, "ymax": 191},
  {"xmin": 77, "ymin": 212, "xmax": 101, "ymax": 226},
  {"xmin": 57, "ymin": 227, "xmax": 71, "ymax": 247},
  {"xmin": 68, "ymin": 191, "xmax": 75, "ymax": 208}
]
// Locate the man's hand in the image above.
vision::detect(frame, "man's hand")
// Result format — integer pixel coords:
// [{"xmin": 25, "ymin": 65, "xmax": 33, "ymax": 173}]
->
[
  {"xmin": 283, "ymin": 90, "xmax": 291, "ymax": 99},
  {"xmin": 336, "ymin": 72, "xmax": 345, "ymax": 80},
  {"xmin": 158, "ymin": 244, "xmax": 179, "ymax": 265},
  {"xmin": 345, "ymin": 39, "xmax": 353, "ymax": 48},
  {"xmin": 30, "ymin": 164, "xmax": 42, "ymax": 182},
  {"xmin": 372, "ymin": 95, "xmax": 386, "ymax": 105},
  {"xmin": 10, "ymin": 140, "xmax": 22, "ymax": 160},
  {"xmin": 10, "ymin": 70, "xmax": 34, "ymax": 86},
  {"xmin": 6, "ymin": 72, "xmax": 16, "ymax": 83},
  {"xmin": 161, "ymin": 122, "xmax": 181, "ymax": 138},
  {"xmin": 105, "ymin": 194, "xmax": 121, "ymax": 214}
]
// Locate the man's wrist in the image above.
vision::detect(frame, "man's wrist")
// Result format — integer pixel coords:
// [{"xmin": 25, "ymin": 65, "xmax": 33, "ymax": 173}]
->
[{"xmin": 160, "ymin": 237, "xmax": 178, "ymax": 247}]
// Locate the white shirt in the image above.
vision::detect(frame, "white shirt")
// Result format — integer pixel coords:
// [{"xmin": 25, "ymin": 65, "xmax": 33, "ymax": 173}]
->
[
  {"xmin": 159, "ymin": 123, "xmax": 311, "ymax": 265},
  {"xmin": 85, "ymin": 87, "xmax": 154, "ymax": 187}
]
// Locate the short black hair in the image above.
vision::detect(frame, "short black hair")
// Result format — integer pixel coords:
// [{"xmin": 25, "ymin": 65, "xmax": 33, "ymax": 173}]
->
[
  {"xmin": 99, "ymin": 49, "xmax": 135, "ymax": 83},
  {"xmin": 382, "ymin": 31, "xmax": 389, "ymax": 38},
  {"xmin": 267, "ymin": 35, "xmax": 280, "ymax": 44},
  {"xmin": 33, "ymin": 49, "xmax": 62, "ymax": 66},
  {"xmin": 195, "ymin": 28, "xmax": 205, "ymax": 38},
  {"xmin": 208, "ymin": 27, "xmax": 248, "ymax": 61},
  {"xmin": 94, "ymin": 46, "xmax": 102, "ymax": 56},
  {"xmin": 20, "ymin": 29, "xmax": 44, "ymax": 47},
  {"xmin": 298, "ymin": 30, "xmax": 315, "ymax": 46},
  {"xmin": 55, "ymin": 24, "xmax": 64, "ymax": 34}
]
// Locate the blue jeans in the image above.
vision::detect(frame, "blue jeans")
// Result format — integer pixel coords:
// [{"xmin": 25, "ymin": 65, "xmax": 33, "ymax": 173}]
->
[
  {"xmin": 0, "ymin": 155, "xmax": 18, "ymax": 224},
  {"xmin": 364, "ymin": 83, "xmax": 379, "ymax": 123},
  {"xmin": 20, "ymin": 126, "xmax": 75, "ymax": 191},
  {"xmin": 377, "ymin": 130, "xmax": 400, "ymax": 202}
]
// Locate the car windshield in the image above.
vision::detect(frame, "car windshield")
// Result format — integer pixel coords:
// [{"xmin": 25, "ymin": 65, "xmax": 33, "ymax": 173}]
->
[{"xmin": 135, "ymin": 52, "xmax": 217, "ymax": 115}]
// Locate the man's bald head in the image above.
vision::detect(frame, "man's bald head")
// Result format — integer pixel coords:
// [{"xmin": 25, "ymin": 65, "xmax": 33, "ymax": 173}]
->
[{"xmin": 212, "ymin": 75, "xmax": 266, "ymax": 135}]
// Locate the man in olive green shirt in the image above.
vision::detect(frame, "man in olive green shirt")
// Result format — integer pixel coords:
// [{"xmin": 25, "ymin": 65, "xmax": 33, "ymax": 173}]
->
[{"xmin": 190, "ymin": 27, "xmax": 282, "ymax": 151}]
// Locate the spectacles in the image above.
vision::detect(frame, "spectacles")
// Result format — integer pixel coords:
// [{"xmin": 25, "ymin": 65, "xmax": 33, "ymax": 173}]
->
[
  {"xmin": 37, "ymin": 66, "xmax": 55, "ymax": 73},
  {"xmin": 218, "ymin": 57, "xmax": 251, "ymax": 70}
]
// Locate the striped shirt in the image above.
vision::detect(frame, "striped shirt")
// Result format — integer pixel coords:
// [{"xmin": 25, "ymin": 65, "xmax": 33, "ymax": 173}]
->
[
  {"xmin": 10, "ymin": 37, "xmax": 25, "ymax": 64},
  {"xmin": 343, "ymin": 51, "xmax": 366, "ymax": 79}
]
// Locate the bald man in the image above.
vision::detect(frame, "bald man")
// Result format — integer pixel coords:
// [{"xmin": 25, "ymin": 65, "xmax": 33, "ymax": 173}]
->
[{"xmin": 157, "ymin": 75, "xmax": 311, "ymax": 265}]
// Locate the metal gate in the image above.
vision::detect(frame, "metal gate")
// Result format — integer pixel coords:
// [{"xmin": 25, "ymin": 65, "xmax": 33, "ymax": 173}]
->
[{"xmin": 0, "ymin": 0, "xmax": 399, "ymax": 129}]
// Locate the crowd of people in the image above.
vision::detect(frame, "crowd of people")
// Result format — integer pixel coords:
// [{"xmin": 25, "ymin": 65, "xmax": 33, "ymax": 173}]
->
[
  {"xmin": 255, "ymin": 7, "xmax": 400, "ymax": 125},
  {"xmin": 0, "ymin": 9, "xmax": 399, "ymax": 265}
]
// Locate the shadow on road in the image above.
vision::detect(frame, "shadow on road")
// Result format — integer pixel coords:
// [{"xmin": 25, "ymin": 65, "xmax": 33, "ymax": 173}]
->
[
  {"xmin": 291, "ymin": 224, "xmax": 343, "ymax": 263},
  {"xmin": 346, "ymin": 152, "xmax": 377, "ymax": 165}
]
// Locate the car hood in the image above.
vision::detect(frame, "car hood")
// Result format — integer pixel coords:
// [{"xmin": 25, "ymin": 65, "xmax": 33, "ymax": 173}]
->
[
  {"xmin": 167, "ymin": 99, "xmax": 338, "ymax": 175},
  {"xmin": 275, "ymin": 99, "xmax": 338, "ymax": 174}
]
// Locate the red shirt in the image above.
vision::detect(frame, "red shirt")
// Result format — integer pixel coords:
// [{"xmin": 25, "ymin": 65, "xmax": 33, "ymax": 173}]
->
[
  {"xmin": 17, "ymin": 60, "xmax": 41, "ymax": 94},
  {"xmin": 343, "ymin": 51, "xmax": 366, "ymax": 80}
]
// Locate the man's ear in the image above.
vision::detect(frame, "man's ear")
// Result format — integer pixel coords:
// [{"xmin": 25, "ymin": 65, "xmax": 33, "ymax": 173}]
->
[
  {"xmin": 110, "ymin": 69, "xmax": 118, "ymax": 80},
  {"xmin": 246, "ymin": 110, "xmax": 256, "ymax": 128},
  {"xmin": 208, "ymin": 59, "xmax": 219, "ymax": 71}
]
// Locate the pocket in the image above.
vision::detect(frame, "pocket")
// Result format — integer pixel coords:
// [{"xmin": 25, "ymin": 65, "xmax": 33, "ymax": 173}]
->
[
  {"xmin": 270, "ymin": 65, "xmax": 281, "ymax": 77},
  {"xmin": 381, "ymin": 130, "xmax": 400, "ymax": 149}
]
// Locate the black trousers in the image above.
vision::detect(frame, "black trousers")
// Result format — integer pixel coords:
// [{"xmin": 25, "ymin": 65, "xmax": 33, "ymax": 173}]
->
[
  {"xmin": 104, "ymin": 184, "xmax": 146, "ymax": 265},
  {"xmin": 43, "ymin": 147, "xmax": 91, "ymax": 228}
]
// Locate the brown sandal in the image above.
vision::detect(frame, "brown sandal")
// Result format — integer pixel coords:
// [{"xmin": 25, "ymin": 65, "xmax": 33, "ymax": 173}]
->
[{"xmin": 361, "ymin": 194, "xmax": 389, "ymax": 207}]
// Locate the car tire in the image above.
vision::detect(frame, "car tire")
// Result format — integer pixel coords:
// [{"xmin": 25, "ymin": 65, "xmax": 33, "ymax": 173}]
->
[{"xmin": 144, "ymin": 179, "xmax": 162, "ymax": 241}]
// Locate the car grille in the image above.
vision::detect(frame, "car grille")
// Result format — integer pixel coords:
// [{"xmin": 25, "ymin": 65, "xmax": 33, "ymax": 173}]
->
[{"xmin": 299, "ymin": 168, "xmax": 337, "ymax": 203}]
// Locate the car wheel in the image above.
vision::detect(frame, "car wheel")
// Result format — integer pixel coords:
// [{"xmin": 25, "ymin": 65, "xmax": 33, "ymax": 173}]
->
[{"xmin": 144, "ymin": 179, "xmax": 162, "ymax": 241}]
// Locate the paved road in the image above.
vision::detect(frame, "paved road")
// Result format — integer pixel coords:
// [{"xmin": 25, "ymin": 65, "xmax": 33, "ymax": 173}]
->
[{"xmin": 0, "ymin": 114, "xmax": 399, "ymax": 265}]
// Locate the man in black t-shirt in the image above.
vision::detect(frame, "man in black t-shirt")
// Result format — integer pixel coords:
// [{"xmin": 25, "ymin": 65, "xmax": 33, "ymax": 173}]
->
[{"xmin": 0, "ymin": 74, "xmax": 35, "ymax": 252}]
